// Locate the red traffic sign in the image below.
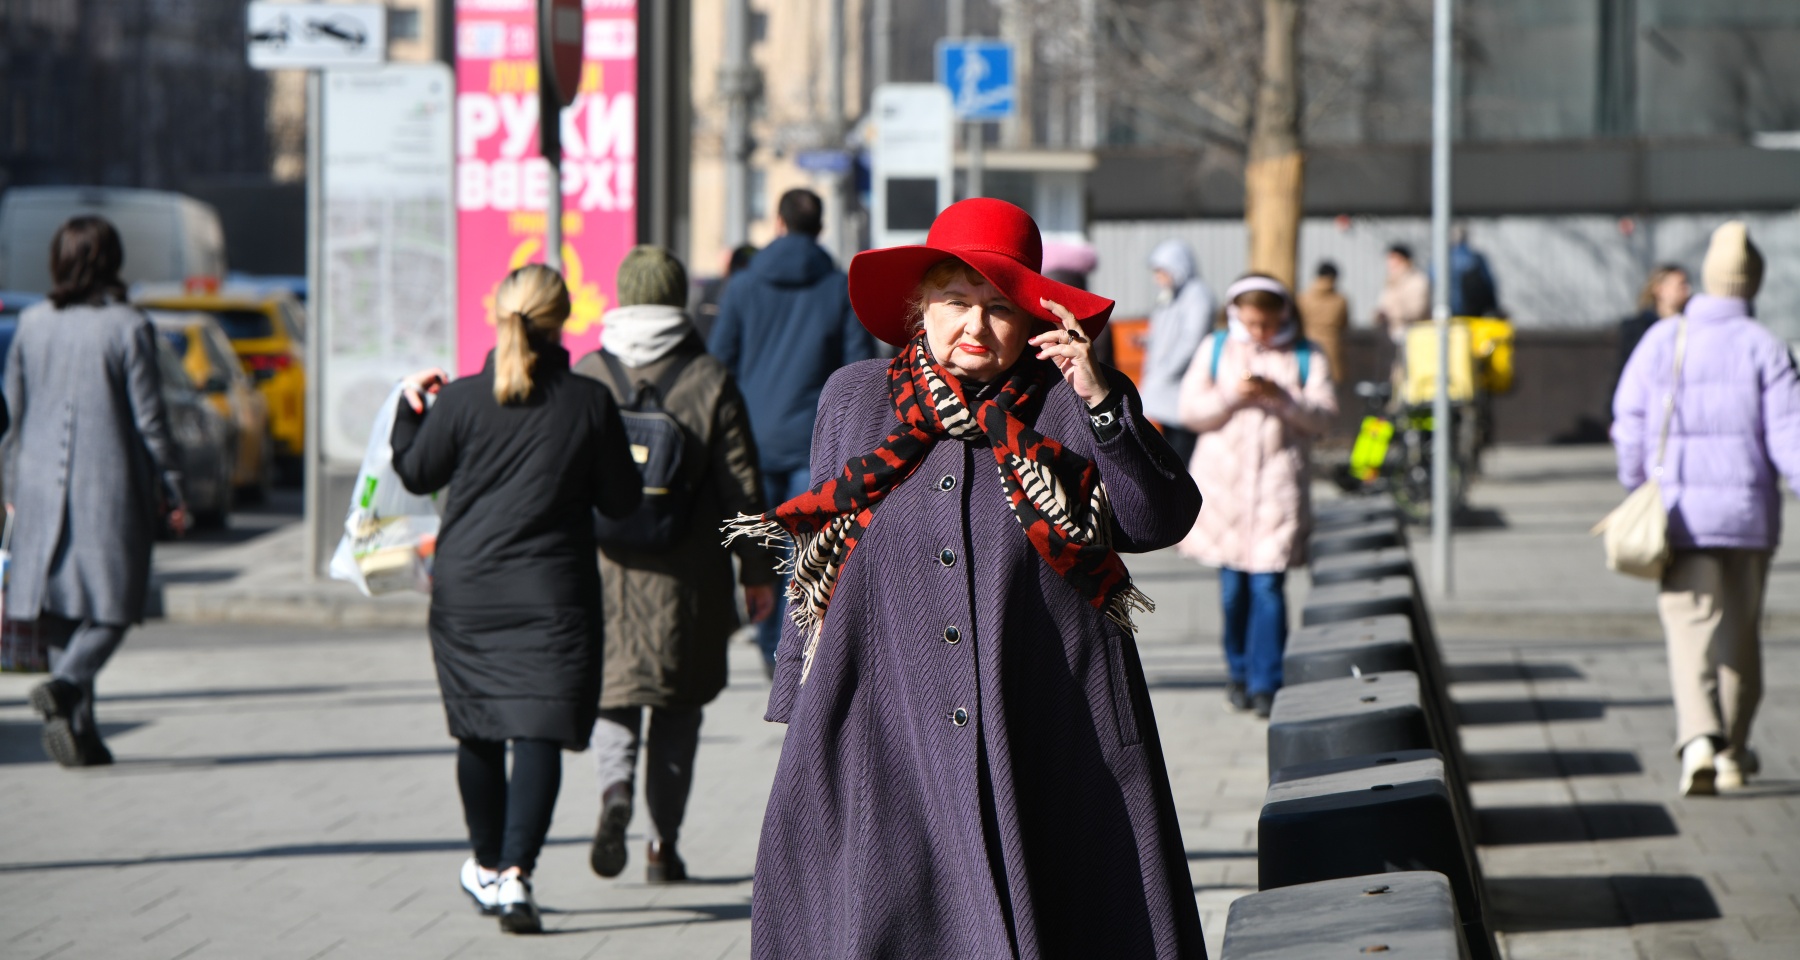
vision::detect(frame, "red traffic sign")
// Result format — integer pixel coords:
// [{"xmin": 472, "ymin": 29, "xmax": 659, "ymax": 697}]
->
[{"xmin": 540, "ymin": 0, "xmax": 584, "ymax": 108}]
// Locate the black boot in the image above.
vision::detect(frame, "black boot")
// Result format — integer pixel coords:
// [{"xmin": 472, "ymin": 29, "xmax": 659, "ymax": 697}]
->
[
  {"xmin": 30, "ymin": 679, "xmax": 91, "ymax": 768},
  {"xmin": 646, "ymin": 839, "xmax": 687, "ymax": 884},
  {"xmin": 590, "ymin": 781, "xmax": 633, "ymax": 878},
  {"xmin": 1225, "ymin": 680, "xmax": 1250, "ymax": 713}
]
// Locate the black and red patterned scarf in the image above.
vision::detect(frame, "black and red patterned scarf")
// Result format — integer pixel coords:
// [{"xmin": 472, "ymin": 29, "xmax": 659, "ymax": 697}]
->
[{"xmin": 725, "ymin": 333, "xmax": 1152, "ymax": 681}]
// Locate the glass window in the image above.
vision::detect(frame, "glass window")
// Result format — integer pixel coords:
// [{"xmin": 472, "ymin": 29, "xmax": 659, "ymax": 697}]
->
[
  {"xmin": 159, "ymin": 329, "xmax": 192, "ymax": 358},
  {"xmin": 210, "ymin": 309, "xmax": 275, "ymax": 340}
]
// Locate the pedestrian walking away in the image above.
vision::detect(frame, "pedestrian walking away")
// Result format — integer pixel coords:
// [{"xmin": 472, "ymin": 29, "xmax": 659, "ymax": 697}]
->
[
  {"xmin": 4, "ymin": 216, "xmax": 190, "ymax": 768},
  {"xmin": 708, "ymin": 188, "xmax": 877, "ymax": 677},
  {"xmin": 1142, "ymin": 239, "xmax": 1214, "ymax": 465},
  {"xmin": 1618, "ymin": 263, "xmax": 1691, "ymax": 376},
  {"xmin": 729, "ymin": 198, "xmax": 1206, "ymax": 959},
  {"xmin": 574, "ymin": 245, "xmax": 778, "ymax": 885},
  {"xmin": 1611, "ymin": 221, "xmax": 1800, "ymax": 798},
  {"xmin": 1296, "ymin": 260, "xmax": 1349, "ymax": 384},
  {"xmin": 1374, "ymin": 243, "xmax": 1430, "ymax": 343},
  {"xmin": 390, "ymin": 264, "xmax": 642, "ymax": 933},
  {"xmin": 1177, "ymin": 274, "xmax": 1338, "ymax": 718},
  {"xmin": 1449, "ymin": 223, "xmax": 1501, "ymax": 318}
]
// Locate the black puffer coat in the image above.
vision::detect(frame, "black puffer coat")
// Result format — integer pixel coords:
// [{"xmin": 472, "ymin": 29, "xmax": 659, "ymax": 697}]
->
[{"xmin": 391, "ymin": 346, "xmax": 641, "ymax": 748}]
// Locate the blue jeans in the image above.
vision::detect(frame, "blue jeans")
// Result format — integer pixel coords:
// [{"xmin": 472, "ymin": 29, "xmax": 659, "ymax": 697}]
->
[
  {"xmin": 756, "ymin": 468, "xmax": 814, "ymax": 672},
  {"xmin": 1219, "ymin": 568, "xmax": 1288, "ymax": 697}
]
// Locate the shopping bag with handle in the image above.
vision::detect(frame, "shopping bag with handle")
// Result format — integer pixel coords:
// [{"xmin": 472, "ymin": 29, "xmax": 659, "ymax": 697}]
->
[
  {"xmin": 1, "ymin": 505, "xmax": 48, "ymax": 672},
  {"xmin": 329, "ymin": 385, "xmax": 441, "ymax": 596}
]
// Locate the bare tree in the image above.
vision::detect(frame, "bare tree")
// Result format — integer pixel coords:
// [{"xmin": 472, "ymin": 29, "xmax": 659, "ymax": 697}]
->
[{"xmin": 1246, "ymin": 0, "xmax": 1301, "ymax": 287}]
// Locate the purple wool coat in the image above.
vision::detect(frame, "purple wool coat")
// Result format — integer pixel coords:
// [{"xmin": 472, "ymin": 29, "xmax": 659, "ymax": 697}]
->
[
  {"xmin": 752, "ymin": 358, "xmax": 1208, "ymax": 960},
  {"xmin": 1613, "ymin": 294, "xmax": 1800, "ymax": 551}
]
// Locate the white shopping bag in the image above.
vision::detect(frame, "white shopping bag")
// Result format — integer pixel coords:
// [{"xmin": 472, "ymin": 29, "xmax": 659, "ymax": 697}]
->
[{"xmin": 330, "ymin": 385, "xmax": 442, "ymax": 596}]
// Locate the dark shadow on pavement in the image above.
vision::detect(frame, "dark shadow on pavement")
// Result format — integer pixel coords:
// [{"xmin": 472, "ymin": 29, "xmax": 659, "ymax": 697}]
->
[
  {"xmin": 0, "ymin": 679, "xmax": 437, "ymax": 710},
  {"xmin": 1455, "ymin": 698, "xmax": 1606, "ymax": 725},
  {"xmin": 0, "ymin": 720, "xmax": 147, "ymax": 765},
  {"xmin": 1453, "ymin": 506, "xmax": 1508, "ymax": 529},
  {"xmin": 1487, "ymin": 875, "xmax": 1719, "ymax": 932},
  {"xmin": 114, "ymin": 746, "xmax": 456, "ymax": 768},
  {"xmin": 1186, "ymin": 849, "xmax": 1254, "ymax": 861},
  {"xmin": 1447, "ymin": 662, "xmax": 1586, "ymax": 684},
  {"xmin": 0, "ymin": 836, "xmax": 585, "ymax": 872},
  {"xmin": 1466, "ymin": 749, "xmax": 1642, "ymax": 782},
  {"xmin": 1145, "ymin": 673, "xmax": 1229, "ymax": 691},
  {"xmin": 542, "ymin": 902, "xmax": 753, "ymax": 935},
  {"xmin": 1478, "ymin": 803, "xmax": 1677, "ymax": 845}
]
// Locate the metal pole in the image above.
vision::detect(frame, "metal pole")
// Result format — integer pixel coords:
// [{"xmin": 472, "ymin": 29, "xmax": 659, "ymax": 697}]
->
[
  {"xmin": 722, "ymin": 0, "xmax": 752, "ymax": 246},
  {"xmin": 872, "ymin": 0, "xmax": 891, "ymax": 91},
  {"xmin": 539, "ymin": 0, "xmax": 564, "ymax": 270},
  {"xmin": 825, "ymin": 0, "xmax": 846, "ymax": 263},
  {"xmin": 1429, "ymin": 0, "xmax": 1454, "ymax": 595},
  {"xmin": 1077, "ymin": 0, "xmax": 1098, "ymax": 148},
  {"xmin": 948, "ymin": 0, "xmax": 965, "ymax": 199},
  {"xmin": 303, "ymin": 70, "xmax": 324, "ymax": 580},
  {"xmin": 967, "ymin": 122, "xmax": 983, "ymax": 198},
  {"xmin": 947, "ymin": 0, "xmax": 963, "ymax": 39},
  {"xmin": 546, "ymin": 156, "xmax": 563, "ymax": 272}
]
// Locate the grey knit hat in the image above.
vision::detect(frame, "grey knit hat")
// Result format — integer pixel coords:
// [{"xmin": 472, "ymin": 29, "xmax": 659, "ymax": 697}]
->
[
  {"xmin": 616, "ymin": 245, "xmax": 689, "ymax": 308},
  {"xmin": 1701, "ymin": 221, "xmax": 1763, "ymax": 300}
]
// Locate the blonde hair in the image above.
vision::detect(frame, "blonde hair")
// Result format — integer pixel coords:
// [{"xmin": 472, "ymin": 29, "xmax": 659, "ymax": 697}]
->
[
  {"xmin": 906, "ymin": 257, "xmax": 993, "ymax": 336},
  {"xmin": 491, "ymin": 264, "xmax": 572, "ymax": 404}
]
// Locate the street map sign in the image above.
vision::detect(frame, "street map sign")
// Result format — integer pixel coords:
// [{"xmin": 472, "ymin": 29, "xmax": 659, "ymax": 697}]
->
[
  {"xmin": 869, "ymin": 84, "xmax": 953, "ymax": 250},
  {"xmin": 247, "ymin": 3, "xmax": 386, "ymax": 69},
  {"xmin": 320, "ymin": 64, "xmax": 457, "ymax": 465},
  {"xmin": 935, "ymin": 39, "xmax": 1016, "ymax": 121}
]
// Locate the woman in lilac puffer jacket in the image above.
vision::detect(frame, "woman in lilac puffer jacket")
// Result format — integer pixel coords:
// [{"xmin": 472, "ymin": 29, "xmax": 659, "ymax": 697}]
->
[{"xmin": 1612, "ymin": 221, "xmax": 1800, "ymax": 797}]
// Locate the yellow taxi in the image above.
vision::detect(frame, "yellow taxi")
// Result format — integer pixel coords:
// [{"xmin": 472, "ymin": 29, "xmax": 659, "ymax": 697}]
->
[
  {"xmin": 136, "ymin": 286, "xmax": 307, "ymax": 460},
  {"xmin": 147, "ymin": 310, "xmax": 275, "ymax": 499}
]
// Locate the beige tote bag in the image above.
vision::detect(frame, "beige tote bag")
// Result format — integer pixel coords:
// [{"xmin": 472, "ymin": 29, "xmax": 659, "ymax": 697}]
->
[{"xmin": 1593, "ymin": 316, "xmax": 1686, "ymax": 579}]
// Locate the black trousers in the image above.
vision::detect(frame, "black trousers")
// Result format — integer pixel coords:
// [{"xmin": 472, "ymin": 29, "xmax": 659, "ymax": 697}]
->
[{"xmin": 457, "ymin": 738, "xmax": 562, "ymax": 874}]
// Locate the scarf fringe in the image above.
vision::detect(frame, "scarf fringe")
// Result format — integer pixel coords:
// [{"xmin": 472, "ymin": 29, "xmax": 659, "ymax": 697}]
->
[
  {"xmin": 1104, "ymin": 582, "xmax": 1156, "ymax": 635},
  {"xmin": 723, "ymin": 513, "xmax": 831, "ymax": 683}
]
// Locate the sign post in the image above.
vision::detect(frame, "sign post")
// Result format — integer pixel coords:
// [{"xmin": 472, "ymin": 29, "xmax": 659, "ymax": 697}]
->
[
  {"xmin": 247, "ymin": 1, "xmax": 387, "ymax": 579},
  {"xmin": 935, "ymin": 39, "xmax": 1016, "ymax": 199},
  {"xmin": 868, "ymin": 84, "xmax": 953, "ymax": 250},
  {"xmin": 539, "ymin": 0, "xmax": 584, "ymax": 273}
]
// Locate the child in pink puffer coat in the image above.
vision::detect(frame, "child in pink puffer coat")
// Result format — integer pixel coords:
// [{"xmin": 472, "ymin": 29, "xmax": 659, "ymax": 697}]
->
[{"xmin": 1177, "ymin": 274, "xmax": 1338, "ymax": 717}]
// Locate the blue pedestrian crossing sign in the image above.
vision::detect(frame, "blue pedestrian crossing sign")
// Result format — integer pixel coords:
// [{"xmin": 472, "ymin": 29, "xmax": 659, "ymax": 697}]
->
[{"xmin": 935, "ymin": 39, "xmax": 1017, "ymax": 122}]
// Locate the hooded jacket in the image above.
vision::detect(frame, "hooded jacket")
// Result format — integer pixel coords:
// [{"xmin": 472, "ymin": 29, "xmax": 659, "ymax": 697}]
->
[
  {"xmin": 1612, "ymin": 294, "xmax": 1800, "ymax": 551},
  {"xmin": 1142, "ymin": 241, "xmax": 1214, "ymax": 426},
  {"xmin": 708, "ymin": 233, "xmax": 878, "ymax": 476}
]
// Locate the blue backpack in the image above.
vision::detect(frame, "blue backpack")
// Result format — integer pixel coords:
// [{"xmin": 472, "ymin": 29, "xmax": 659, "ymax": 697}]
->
[{"xmin": 1206, "ymin": 329, "xmax": 1312, "ymax": 385}]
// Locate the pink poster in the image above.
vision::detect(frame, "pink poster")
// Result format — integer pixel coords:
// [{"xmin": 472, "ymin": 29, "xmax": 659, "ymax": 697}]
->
[{"xmin": 454, "ymin": 0, "xmax": 637, "ymax": 375}]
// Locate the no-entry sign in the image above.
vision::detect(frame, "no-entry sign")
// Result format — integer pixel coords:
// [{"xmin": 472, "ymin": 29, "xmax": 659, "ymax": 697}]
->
[{"xmin": 542, "ymin": 0, "xmax": 585, "ymax": 109}]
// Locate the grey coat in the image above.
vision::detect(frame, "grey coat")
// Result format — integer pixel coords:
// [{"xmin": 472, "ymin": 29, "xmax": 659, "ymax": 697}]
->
[{"xmin": 3, "ymin": 300, "xmax": 180, "ymax": 625}]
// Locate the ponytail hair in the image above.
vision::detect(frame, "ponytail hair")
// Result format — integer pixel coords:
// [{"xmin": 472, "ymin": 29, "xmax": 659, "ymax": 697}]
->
[{"xmin": 491, "ymin": 263, "xmax": 572, "ymax": 404}]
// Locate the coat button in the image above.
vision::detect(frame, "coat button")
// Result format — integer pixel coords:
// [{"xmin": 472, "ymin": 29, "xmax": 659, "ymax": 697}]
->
[
  {"xmin": 951, "ymin": 707, "xmax": 969, "ymax": 727},
  {"xmin": 939, "ymin": 474, "xmax": 956, "ymax": 491},
  {"xmin": 944, "ymin": 625, "xmax": 960, "ymax": 644},
  {"xmin": 939, "ymin": 548, "xmax": 955, "ymax": 567}
]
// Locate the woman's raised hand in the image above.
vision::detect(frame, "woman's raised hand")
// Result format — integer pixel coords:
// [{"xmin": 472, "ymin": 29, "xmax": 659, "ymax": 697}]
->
[
  {"xmin": 1031, "ymin": 299, "xmax": 1111, "ymax": 408},
  {"xmin": 401, "ymin": 368, "xmax": 450, "ymax": 414}
]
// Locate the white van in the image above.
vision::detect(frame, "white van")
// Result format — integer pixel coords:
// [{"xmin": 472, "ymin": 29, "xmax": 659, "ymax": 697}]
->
[{"xmin": 0, "ymin": 187, "xmax": 227, "ymax": 293}]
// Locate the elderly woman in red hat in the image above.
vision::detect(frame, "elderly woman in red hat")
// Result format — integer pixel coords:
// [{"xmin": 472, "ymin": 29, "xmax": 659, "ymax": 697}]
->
[{"xmin": 729, "ymin": 199, "xmax": 1205, "ymax": 958}]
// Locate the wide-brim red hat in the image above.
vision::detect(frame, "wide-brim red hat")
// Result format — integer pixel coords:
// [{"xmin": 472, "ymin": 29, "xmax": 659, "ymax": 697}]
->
[{"xmin": 847, "ymin": 198, "xmax": 1115, "ymax": 347}]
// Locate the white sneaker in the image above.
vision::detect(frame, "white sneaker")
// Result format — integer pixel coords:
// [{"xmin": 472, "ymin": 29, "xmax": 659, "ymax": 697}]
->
[
  {"xmin": 1680, "ymin": 738, "xmax": 1717, "ymax": 797},
  {"xmin": 1715, "ymin": 751, "xmax": 1748, "ymax": 790},
  {"xmin": 460, "ymin": 858, "xmax": 499, "ymax": 914},
  {"xmin": 496, "ymin": 874, "xmax": 541, "ymax": 934}
]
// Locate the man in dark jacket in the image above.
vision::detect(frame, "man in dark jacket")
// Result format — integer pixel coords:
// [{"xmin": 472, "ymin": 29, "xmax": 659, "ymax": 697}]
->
[{"xmin": 708, "ymin": 189, "xmax": 877, "ymax": 675}]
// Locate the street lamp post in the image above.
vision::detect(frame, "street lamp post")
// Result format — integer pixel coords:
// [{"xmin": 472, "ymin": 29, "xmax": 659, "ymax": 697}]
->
[{"xmin": 1429, "ymin": 0, "xmax": 1454, "ymax": 595}]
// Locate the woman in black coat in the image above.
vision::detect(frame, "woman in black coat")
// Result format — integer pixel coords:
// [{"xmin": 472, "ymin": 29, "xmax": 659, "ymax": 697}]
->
[{"xmin": 393, "ymin": 264, "xmax": 641, "ymax": 934}]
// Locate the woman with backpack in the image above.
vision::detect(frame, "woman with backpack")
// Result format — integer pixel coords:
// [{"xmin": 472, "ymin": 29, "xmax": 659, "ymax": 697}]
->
[
  {"xmin": 1176, "ymin": 273, "xmax": 1338, "ymax": 718},
  {"xmin": 574, "ymin": 246, "xmax": 778, "ymax": 884},
  {"xmin": 392, "ymin": 264, "xmax": 642, "ymax": 933}
]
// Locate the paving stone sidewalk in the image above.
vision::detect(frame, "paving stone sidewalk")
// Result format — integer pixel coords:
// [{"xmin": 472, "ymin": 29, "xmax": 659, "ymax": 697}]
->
[{"xmin": 0, "ymin": 445, "xmax": 1795, "ymax": 959}]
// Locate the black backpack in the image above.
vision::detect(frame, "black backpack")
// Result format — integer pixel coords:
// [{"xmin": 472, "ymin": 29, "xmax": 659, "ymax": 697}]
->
[{"xmin": 591, "ymin": 348, "xmax": 703, "ymax": 552}]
